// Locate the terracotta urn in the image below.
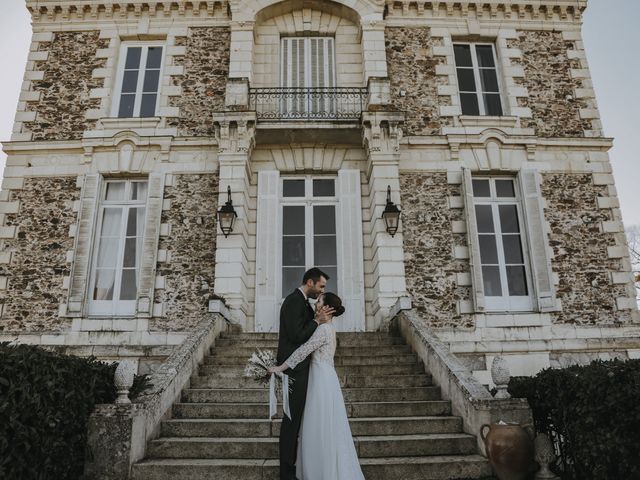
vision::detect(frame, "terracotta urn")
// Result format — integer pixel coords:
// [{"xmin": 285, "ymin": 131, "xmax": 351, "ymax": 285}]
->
[{"xmin": 481, "ymin": 423, "xmax": 535, "ymax": 480}]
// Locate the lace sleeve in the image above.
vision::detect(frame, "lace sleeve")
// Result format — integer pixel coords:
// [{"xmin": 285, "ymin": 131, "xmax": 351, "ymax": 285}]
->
[{"xmin": 284, "ymin": 324, "xmax": 329, "ymax": 370}]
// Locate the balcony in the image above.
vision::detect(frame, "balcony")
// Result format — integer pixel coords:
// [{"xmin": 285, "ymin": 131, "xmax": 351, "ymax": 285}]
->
[
  {"xmin": 247, "ymin": 87, "xmax": 368, "ymax": 144},
  {"xmin": 249, "ymin": 87, "xmax": 368, "ymax": 122}
]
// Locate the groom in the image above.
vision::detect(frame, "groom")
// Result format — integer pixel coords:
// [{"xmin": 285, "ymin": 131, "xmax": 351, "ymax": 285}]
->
[{"xmin": 277, "ymin": 267, "xmax": 334, "ymax": 480}]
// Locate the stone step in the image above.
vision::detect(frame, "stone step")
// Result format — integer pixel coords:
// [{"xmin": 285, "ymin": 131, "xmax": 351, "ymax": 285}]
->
[
  {"xmin": 146, "ymin": 433, "xmax": 477, "ymax": 459},
  {"xmin": 182, "ymin": 386, "xmax": 440, "ymax": 403},
  {"xmin": 212, "ymin": 344, "xmax": 412, "ymax": 357},
  {"xmin": 161, "ymin": 416, "xmax": 463, "ymax": 438},
  {"xmin": 172, "ymin": 400, "xmax": 452, "ymax": 419},
  {"xmin": 131, "ymin": 455, "xmax": 492, "ymax": 480},
  {"xmin": 215, "ymin": 335, "xmax": 406, "ymax": 348},
  {"xmin": 204, "ymin": 353, "xmax": 419, "ymax": 366},
  {"xmin": 199, "ymin": 362, "xmax": 425, "ymax": 376},
  {"xmin": 190, "ymin": 373, "xmax": 431, "ymax": 389}
]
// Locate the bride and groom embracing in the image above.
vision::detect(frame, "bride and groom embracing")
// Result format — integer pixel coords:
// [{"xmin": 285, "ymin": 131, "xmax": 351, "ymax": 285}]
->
[{"xmin": 268, "ymin": 267, "xmax": 366, "ymax": 480}]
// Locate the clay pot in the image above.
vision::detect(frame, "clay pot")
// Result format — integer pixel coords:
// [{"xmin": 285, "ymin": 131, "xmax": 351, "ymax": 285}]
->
[{"xmin": 481, "ymin": 423, "xmax": 534, "ymax": 480}]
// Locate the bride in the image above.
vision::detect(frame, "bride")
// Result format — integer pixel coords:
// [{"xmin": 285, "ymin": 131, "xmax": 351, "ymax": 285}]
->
[{"xmin": 268, "ymin": 292, "xmax": 365, "ymax": 480}]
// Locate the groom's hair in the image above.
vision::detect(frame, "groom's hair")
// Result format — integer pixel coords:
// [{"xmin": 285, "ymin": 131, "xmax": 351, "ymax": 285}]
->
[{"xmin": 302, "ymin": 267, "xmax": 330, "ymax": 285}]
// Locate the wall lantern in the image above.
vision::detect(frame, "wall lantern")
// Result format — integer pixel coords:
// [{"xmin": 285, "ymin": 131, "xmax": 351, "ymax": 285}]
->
[
  {"xmin": 382, "ymin": 185, "xmax": 401, "ymax": 237},
  {"xmin": 217, "ymin": 186, "xmax": 237, "ymax": 238}
]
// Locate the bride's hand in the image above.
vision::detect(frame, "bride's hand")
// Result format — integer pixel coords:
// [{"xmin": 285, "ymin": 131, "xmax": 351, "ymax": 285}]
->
[{"xmin": 268, "ymin": 364, "xmax": 287, "ymax": 375}]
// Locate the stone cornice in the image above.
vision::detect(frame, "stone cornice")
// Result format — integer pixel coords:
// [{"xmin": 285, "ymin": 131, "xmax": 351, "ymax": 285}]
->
[
  {"xmin": 26, "ymin": 1, "xmax": 586, "ymax": 23},
  {"xmin": 26, "ymin": 1, "xmax": 230, "ymax": 22},
  {"xmin": 384, "ymin": 0, "xmax": 587, "ymax": 22}
]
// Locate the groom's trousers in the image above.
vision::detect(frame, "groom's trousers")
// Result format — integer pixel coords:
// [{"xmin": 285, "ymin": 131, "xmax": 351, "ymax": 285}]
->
[{"xmin": 279, "ymin": 363, "xmax": 311, "ymax": 480}]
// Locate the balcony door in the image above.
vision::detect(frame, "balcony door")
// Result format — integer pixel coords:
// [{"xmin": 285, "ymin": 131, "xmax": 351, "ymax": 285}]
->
[
  {"xmin": 255, "ymin": 171, "xmax": 365, "ymax": 332},
  {"xmin": 280, "ymin": 37, "xmax": 336, "ymax": 118}
]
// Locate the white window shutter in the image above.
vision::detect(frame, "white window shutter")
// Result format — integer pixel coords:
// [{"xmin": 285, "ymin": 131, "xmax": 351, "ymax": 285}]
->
[
  {"xmin": 67, "ymin": 174, "xmax": 102, "ymax": 315},
  {"xmin": 462, "ymin": 168, "xmax": 485, "ymax": 311},
  {"xmin": 255, "ymin": 171, "xmax": 281, "ymax": 332},
  {"xmin": 519, "ymin": 169, "xmax": 556, "ymax": 312},
  {"xmin": 136, "ymin": 172, "xmax": 165, "ymax": 315},
  {"xmin": 337, "ymin": 170, "xmax": 366, "ymax": 331}
]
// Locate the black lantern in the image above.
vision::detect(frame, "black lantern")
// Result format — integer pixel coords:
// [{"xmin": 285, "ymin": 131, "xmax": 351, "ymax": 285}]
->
[
  {"xmin": 217, "ymin": 186, "xmax": 237, "ymax": 238},
  {"xmin": 382, "ymin": 185, "xmax": 401, "ymax": 237}
]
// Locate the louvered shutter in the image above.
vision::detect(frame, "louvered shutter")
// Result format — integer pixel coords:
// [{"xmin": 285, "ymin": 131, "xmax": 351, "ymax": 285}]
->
[
  {"xmin": 462, "ymin": 168, "xmax": 485, "ymax": 311},
  {"xmin": 67, "ymin": 174, "xmax": 102, "ymax": 315},
  {"xmin": 519, "ymin": 169, "xmax": 557, "ymax": 311},
  {"xmin": 136, "ymin": 172, "xmax": 165, "ymax": 315},
  {"xmin": 336, "ymin": 170, "xmax": 365, "ymax": 331},
  {"xmin": 255, "ymin": 171, "xmax": 281, "ymax": 332}
]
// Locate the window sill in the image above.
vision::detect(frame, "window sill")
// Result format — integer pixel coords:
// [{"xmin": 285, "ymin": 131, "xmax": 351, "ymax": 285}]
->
[
  {"xmin": 459, "ymin": 115, "xmax": 518, "ymax": 128},
  {"xmin": 83, "ymin": 116, "xmax": 177, "ymax": 140}
]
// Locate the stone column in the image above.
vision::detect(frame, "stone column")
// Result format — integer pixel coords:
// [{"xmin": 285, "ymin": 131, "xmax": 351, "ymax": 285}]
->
[
  {"xmin": 227, "ymin": 21, "xmax": 255, "ymax": 83},
  {"xmin": 362, "ymin": 110, "xmax": 408, "ymax": 330},
  {"xmin": 360, "ymin": 17, "xmax": 388, "ymax": 82},
  {"xmin": 212, "ymin": 111, "xmax": 256, "ymax": 329}
]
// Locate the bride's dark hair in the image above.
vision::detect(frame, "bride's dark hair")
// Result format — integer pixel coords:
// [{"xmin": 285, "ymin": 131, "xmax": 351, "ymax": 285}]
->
[{"xmin": 322, "ymin": 292, "xmax": 345, "ymax": 317}]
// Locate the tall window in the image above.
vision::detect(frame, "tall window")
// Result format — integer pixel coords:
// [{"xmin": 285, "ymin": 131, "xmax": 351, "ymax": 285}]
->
[
  {"xmin": 454, "ymin": 43, "xmax": 503, "ymax": 116},
  {"xmin": 472, "ymin": 177, "xmax": 532, "ymax": 311},
  {"xmin": 281, "ymin": 177, "xmax": 338, "ymax": 296},
  {"xmin": 114, "ymin": 45, "xmax": 164, "ymax": 118},
  {"xmin": 280, "ymin": 37, "xmax": 336, "ymax": 117},
  {"xmin": 89, "ymin": 179, "xmax": 148, "ymax": 315}
]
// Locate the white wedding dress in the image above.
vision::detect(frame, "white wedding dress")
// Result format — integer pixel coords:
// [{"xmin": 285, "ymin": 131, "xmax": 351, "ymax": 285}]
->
[{"xmin": 285, "ymin": 323, "xmax": 366, "ymax": 480}]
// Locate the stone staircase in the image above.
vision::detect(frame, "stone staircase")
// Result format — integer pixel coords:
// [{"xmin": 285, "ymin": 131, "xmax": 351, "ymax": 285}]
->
[{"xmin": 131, "ymin": 331, "xmax": 492, "ymax": 479}]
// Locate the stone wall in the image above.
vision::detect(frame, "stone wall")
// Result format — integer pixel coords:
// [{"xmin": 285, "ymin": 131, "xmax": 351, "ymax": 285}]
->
[
  {"xmin": 24, "ymin": 31, "xmax": 109, "ymax": 141},
  {"xmin": 153, "ymin": 174, "xmax": 219, "ymax": 331},
  {"xmin": 385, "ymin": 27, "xmax": 451, "ymax": 136},
  {"xmin": 168, "ymin": 27, "xmax": 231, "ymax": 136},
  {"xmin": 542, "ymin": 173, "xmax": 633, "ymax": 325},
  {"xmin": 400, "ymin": 172, "xmax": 473, "ymax": 328},
  {"xmin": 510, "ymin": 31, "xmax": 591, "ymax": 138},
  {"xmin": 0, "ymin": 177, "xmax": 79, "ymax": 332}
]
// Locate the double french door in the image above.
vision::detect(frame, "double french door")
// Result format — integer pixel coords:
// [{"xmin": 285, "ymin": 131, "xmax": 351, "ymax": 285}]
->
[
  {"xmin": 280, "ymin": 37, "xmax": 336, "ymax": 118},
  {"xmin": 255, "ymin": 171, "xmax": 365, "ymax": 332}
]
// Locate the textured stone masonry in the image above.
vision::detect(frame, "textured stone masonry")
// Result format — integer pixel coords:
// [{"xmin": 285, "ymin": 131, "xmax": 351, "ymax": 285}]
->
[
  {"xmin": 0, "ymin": 177, "xmax": 79, "ymax": 332},
  {"xmin": 541, "ymin": 173, "xmax": 633, "ymax": 325},
  {"xmin": 509, "ymin": 31, "xmax": 592, "ymax": 138},
  {"xmin": 153, "ymin": 174, "xmax": 219, "ymax": 331},
  {"xmin": 400, "ymin": 172, "xmax": 473, "ymax": 328},
  {"xmin": 24, "ymin": 31, "xmax": 109, "ymax": 141},
  {"xmin": 168, "ymin": 27, "xmax": 231, "ymax": 136},
  {"xmin": 385, "ymin": 27, "xmax": 452, "ymax": 136}
]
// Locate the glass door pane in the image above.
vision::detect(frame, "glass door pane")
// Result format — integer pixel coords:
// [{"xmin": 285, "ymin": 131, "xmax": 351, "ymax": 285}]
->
[
  {"xmin": 282, "ymin": 205, "xmax": 306, "ymax": 295},
  {"xmin": 313, "ymin": 205, "xmax": 337, "ymax": 292}
]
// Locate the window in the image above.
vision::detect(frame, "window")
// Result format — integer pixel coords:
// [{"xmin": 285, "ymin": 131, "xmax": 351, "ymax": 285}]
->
[
  {"xmin": 472, "ymin": 177, "xmax": 532, "ymax": 311},
  {"xmin": 89, "ymin": 179, "xmax": 148, "ymax": 315},
  {"xmin": 454, "ymin": 43, "xmax": 503, "ymax": 116},
  {"xmin": 281, "ymin": 177, "xmax": 338, "ymax": 296},
  {"xmin": 114, "ymin": 45, "xmax": 164, "ymax": 118},
  {"xmin": 280, "ymin": 37, "xmax": 336, "ymax": 117}
]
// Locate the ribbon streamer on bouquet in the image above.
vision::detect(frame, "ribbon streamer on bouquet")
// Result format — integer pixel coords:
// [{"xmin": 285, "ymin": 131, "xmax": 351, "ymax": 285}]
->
[{"xmin": 269, "ymin": 372, "xmax": 291, "ymax": 420}]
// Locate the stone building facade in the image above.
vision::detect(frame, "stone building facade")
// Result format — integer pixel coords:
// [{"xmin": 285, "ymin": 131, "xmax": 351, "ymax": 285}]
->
[{"xmin": 1, "ymin": 0, "xmax": 638, "ymax": 382}]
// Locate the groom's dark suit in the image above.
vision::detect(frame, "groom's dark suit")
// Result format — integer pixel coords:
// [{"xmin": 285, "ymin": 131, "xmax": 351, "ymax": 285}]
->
[{"xmin": 276, "ymin": 288, "xmax": 318, "ymax": 480}]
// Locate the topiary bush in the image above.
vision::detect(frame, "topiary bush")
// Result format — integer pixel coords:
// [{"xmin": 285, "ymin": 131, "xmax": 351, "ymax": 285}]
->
[
  {"xmin": 508, "ymin": 359, "xmax": 640, "ymax": 480},
  {"xmin": 0, "ymin": 342, "xmax": 150, "ymax": 479}
]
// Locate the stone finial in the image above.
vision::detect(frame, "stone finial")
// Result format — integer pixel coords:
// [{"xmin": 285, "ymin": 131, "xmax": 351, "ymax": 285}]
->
[
  {"xmin": 534, "ymin": 433, "xmax": 560, "ymax": 479},
  {"xmin": 114, "ymin": 360, "xmax": 136, "ymax": 404},
  {"xmin": 491, "ymin": 356, "xmax": 511, "ymax": 399}
]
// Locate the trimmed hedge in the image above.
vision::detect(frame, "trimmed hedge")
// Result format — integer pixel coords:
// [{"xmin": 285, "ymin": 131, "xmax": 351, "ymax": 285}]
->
[
  {"xmin": 508, "ymin": 359, "xmax": 640, "ymax": 480},
  {"xmin": 0, "ymin": 343, "xmax": 148, "ymax": 479}
]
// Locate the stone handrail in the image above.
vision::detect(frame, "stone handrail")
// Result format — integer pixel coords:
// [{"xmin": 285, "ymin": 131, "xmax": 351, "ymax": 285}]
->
[
  {"xmin": 84, "ymin": 313, "xmax": 230, "ymax": 479},
  {"xmin": 392, "ymin": 308, "xmax": 533, "ymax": 455}
]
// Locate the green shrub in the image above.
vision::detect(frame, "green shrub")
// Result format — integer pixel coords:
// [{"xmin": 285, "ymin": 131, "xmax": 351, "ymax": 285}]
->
[
  {"xmin": 508, "ymin": 359, "xmax": 640, "ymax": 480},
  {"xmin": 0, "ymin": 343, "xmax": 150, "ymax": 479}
]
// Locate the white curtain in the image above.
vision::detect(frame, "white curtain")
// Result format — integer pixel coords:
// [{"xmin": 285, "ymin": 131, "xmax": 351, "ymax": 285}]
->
[{"xmin": 94, "ymin": 208, "xmax": 122, "ymax": 300}]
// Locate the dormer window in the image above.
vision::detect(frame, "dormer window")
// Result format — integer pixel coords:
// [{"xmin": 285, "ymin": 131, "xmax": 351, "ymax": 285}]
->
[{"xmin": 114, "ymin": 44, "xmax": 164, "ymax": 118}]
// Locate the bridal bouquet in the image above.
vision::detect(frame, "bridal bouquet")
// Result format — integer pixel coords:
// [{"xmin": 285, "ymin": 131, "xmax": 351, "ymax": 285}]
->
[
  {"xmin": 244, "ymin": 349, "xmax": 293, "ymax": 419},
  {"xmin": 243, "ymin": 348, "xmax": 293, "ymax": 394}
]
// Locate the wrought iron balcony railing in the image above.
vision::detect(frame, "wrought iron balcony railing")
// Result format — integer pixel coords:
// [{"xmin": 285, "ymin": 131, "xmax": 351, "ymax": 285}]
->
[{"xmin": 249, "ymin": 87, "xmax": 368, "ymax": 122}]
